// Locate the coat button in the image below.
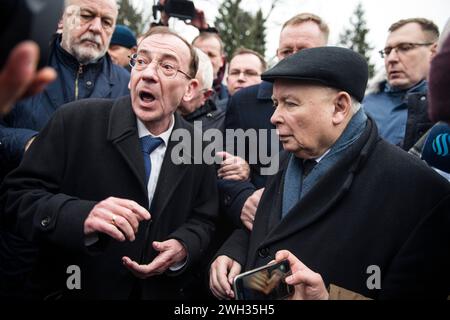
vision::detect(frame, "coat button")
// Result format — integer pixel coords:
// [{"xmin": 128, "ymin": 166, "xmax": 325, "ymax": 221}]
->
[
  {"xmin": 41, "ymin": 217, "xmax": 51, "ymax": 227},
  {"xmin": 224, "ymin": 195, "xmax": 231, "ymax": 205},
  {"xmin": 86, "ymin": 81, "xmax": 93, "ymax": 88},
  {"xmin": 258, "ymin": 247, "xmax": 269, "ymax": 258}
]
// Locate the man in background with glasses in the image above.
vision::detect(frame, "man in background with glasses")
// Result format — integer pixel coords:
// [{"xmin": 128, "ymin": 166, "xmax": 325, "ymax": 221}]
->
[
  {"xmin": 0, "ymin": 27, "xmax": 219, "ymax": 299},
  {"xmin": 225, "ymin": 48, "xmax": 266, "ymax": 99},
  {"xmin": 363, "ymin": 18, "xmax": 439, "ymax": 150}
]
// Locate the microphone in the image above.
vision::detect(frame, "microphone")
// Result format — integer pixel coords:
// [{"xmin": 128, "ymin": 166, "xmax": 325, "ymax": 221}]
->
[{"xmin": 421, "ymin": 123, "xmax": 450, "ymax": 174}]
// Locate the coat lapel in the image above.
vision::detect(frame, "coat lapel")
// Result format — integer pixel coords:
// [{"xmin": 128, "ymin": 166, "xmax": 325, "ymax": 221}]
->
[
  {"xmin": 149, "ymin": 114, "xmax": 192, "ymax": 220},
  {"xmin": 260, "ymin": 120, "xmax": 378, "ymax": 248},
  {"xmin": 107, "ymin": 96, "xmax": 148, "ymax": 202}
]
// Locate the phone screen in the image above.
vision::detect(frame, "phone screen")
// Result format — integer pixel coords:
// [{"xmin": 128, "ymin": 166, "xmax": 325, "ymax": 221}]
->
[{"xmin": 233, "ymin": 260, "xmax": 294, "ymax": 300}]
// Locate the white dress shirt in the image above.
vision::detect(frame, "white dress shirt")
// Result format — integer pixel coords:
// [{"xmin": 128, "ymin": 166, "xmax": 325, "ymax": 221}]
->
[
  {"xmin": 137, "ymin": 115, "xmax": 174, "ymax": 205},
  {"xmin": 137, "ymin": 115, "xmax": 186, "ymax": 271}
]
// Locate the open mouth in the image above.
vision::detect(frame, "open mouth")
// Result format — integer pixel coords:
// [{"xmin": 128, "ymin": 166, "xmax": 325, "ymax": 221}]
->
[{"xmin": 139, "ymin": 91, "xmax": 156, "ymax": 103}]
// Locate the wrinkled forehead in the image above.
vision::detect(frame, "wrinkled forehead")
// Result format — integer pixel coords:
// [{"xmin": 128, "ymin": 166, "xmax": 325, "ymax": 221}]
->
[
  {"xmin": 66, "ymin": 0, "xmax": 118, "ymax": 16},
  {"xmin": 138, "ymin": 34, "xmax": 191, "ymax": 67}
]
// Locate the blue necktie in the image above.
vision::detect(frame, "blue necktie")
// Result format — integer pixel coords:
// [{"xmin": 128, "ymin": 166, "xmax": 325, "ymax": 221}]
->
[{"xmin": 140, "ymin": 136, "xmax": 163, "ymax": 185}]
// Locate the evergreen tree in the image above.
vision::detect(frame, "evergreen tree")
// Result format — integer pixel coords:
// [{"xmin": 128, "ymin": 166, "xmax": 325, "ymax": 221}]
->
[
  {"xmin": 116, "ymin": 0, "xmax": 146, "ymax": 35},
  {"xmin": 215, "ymin": 0, "xmax": 268, "ymax": 58},
  {"xmin": 338, "ymin": 2, "xmax": 375, "ymax": 78}
]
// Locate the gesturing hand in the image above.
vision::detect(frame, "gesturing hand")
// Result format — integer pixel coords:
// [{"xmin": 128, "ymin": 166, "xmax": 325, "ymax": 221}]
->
[
  {"xmin": 84, "ymin": 197, "xmax": 151, "ymax": 242},
  {"xmin": 122, "ymin": 239, "xmax": 187, "ymax": 278}
]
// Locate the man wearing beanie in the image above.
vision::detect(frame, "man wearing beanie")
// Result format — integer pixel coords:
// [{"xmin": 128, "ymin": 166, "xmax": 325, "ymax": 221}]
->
[
  {"xmin": 109, "ymin": 24, "xmax": 137, "ymax": 70},
  {"xmin": 210, "ymin": 47, "xmax": 450, "ymax": 300}
]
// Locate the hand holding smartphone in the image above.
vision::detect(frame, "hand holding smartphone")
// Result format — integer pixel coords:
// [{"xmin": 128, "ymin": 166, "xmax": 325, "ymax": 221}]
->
[{"xmin": 233, "ymin": 260, "xmax": 294, "ymax": 300}]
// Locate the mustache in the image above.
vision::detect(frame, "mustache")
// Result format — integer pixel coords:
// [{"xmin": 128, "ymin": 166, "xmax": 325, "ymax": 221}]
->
[{"xmin": 79, "ymin": 33, "xmax": 102, "ymax": 47}]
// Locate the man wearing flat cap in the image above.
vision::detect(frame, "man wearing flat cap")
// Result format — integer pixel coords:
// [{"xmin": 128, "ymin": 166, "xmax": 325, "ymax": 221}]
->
[{"xmin": 210, "ymin": 47, "xmax": 450, "ymax": 300}]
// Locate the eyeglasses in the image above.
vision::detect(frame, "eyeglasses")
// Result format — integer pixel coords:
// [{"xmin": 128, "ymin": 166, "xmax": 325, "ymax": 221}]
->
[
  {"xmin": 129, "ymin": 53, "xmax": 192, "ymax": 79},
  {"xmin": 379, "ymin": 42, "xmax": 434, "ymax": 58},
  {"xmin": 228, "ymin": 69, "xmax": 261, "ymax": 78}
]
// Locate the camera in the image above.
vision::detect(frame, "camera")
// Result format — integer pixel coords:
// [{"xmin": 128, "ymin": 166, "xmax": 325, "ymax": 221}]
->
[
  {"xmin": 153, "ymin": 0, "xmax": 196, "ymax": 22},
  {"xmin": 0, "ymin": 0, "xmax": 65, "ymax": 70},
  {"xmin": 233, "ymin": 260, "xmax": 294, "ymax": 300}
]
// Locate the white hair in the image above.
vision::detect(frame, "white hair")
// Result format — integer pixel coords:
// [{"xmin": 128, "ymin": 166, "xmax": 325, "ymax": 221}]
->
[
  {"xmin": 194, "ymin": 48, "xmax": 214, "ymax": 90},
  {"xmin": 351, "ymin": 98, "xmax": 361, "ymax": 114}
]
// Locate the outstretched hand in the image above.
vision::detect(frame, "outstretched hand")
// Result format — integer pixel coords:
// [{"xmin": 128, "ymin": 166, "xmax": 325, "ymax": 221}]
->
[{"xmin": 0, "ymin": 41, "xmax": 56, "ymax": 115}]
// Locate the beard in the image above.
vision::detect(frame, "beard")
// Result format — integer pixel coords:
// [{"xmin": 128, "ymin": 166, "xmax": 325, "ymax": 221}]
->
[{"xmin": 70, "ymin": 33, "xmax": 109, "ymax": 65}]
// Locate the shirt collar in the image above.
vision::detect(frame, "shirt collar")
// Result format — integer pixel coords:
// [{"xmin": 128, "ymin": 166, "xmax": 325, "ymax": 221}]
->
[
  {"xmin": 136, "ymin": 115, "xmax": 175, "ymax": 147},
  {"xmin": 314, "ymin": 149, "xmax": 331, "ymax": 163}
]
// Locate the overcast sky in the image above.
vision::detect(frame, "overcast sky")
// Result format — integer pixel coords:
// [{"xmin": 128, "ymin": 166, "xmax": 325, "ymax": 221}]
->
[{"xmin": 135, "ymin": 0, "xmax": 449, "ymax": 71}]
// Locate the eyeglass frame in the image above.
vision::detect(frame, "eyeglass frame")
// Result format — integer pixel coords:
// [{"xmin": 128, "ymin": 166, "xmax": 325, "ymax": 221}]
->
[
  {"xmin": 128, "ymin": 53, "xmax": 192, "ymax": 80},
  {"xmin": 378, "ymin": 42, "xmax": 434, "ymax": 58}
]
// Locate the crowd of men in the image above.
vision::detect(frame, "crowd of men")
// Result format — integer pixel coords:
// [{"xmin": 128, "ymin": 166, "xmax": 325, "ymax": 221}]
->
[{"xmin": 0, "ymin": 0, "xmax": 449, "ymax": 300}]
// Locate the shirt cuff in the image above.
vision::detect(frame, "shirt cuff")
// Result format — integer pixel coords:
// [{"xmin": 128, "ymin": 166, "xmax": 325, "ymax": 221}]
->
[
  {"xmin": 84, "ymin": 233, "xmax": 99, "ymax": 246},
  {"xmin": 169, "ymin": 255, "xmax": 188, "ymax": 271}
]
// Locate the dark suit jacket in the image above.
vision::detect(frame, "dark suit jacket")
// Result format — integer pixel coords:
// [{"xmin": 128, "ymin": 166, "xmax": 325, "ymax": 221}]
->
[
  {"xmin": 218, "ymin": 119, "xmax": 450, "ymax": 299},
  {"xmin": 220, "ymin": 81, "xmax": 280, "ymax": 227},
  {"xmin": 0, "ymin": 96, "xmax": 219, "ymax": 299}
]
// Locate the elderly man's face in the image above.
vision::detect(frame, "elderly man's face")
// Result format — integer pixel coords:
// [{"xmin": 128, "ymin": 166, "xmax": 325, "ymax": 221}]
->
[
  {"xmin": 384, "ymin": 22, "xmax": 436, "ymax": 90},
  {"xmin": 227, "ymin": 53, "xmax": 264, "ymax": 96},
  {"xmin": 61, "ymin": 0, "xmax": 117, "ymax": 65},
  {"xmin": 277, "ymin": 21, "xmax": 327, "ymax": 60},
  {"xmin": 271, "ymin": 80, "xmax": 338, "ymax": 159},
  {"xmin": 129, "ymin": 33, "xmax": 193, "ymax": 133}
]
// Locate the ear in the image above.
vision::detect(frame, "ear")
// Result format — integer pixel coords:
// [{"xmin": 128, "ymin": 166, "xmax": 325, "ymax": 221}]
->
[
  {"xmin": 182, "ymin": 79, "xmax": 200, "ymax": 102},
  {"xmin": 276, "ymin": 48, "xmax": 282, "ymax": 61},
  {"xmin": 430, "ymin": 42, "xmax": 438, "ymax": 59},
  {"xmin": 332, "ymin": 92, "xmax": 352, "ymax": 126}
]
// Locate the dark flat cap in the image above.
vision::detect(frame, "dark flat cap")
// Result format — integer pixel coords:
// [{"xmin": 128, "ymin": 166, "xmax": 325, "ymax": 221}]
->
[{"xmin": 261, "ymin": 46, "xmax": 368, "ymax": 102}]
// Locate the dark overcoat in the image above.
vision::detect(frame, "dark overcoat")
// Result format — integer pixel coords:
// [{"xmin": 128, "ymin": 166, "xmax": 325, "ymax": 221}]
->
[
  {"xmin": 0, "ymin": 96, "xmax": 219, "ymax": 299},
  {"xmin": 219, "ymin": 119, "xmax": 450, "ymax": 299}
]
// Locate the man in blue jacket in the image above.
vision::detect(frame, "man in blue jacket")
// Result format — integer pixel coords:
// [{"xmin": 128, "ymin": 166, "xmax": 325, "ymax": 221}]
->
[
  {"xmin": 363, "ymin": 18, "xmax": 438, "ymax": 150},
  {"xmin": 0, "ymin": 0, "xmax": 129, "ymax": 298},
  {"xmin": 0, "ymin": 0, "xmax": 130, "ymax": 179}
]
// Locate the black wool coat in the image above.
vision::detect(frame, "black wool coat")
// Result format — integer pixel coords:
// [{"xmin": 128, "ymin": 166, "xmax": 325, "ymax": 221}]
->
[
  {"xmin": 218, "ymin": 119, "xmax": 450, "ymax": 299},
  {"xmin": 0, "ymin": 96, "xmax": 219, "ymax": 299}
]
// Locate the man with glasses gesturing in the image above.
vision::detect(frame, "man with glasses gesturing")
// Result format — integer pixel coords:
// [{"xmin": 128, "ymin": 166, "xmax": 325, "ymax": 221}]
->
[
  {"xmin": 363, "ymin": 18, "xmax": 439, "ymax": 150},
  {"xmin": 0, "ymin": 27, "xmax": 219, "ymax": 299}
]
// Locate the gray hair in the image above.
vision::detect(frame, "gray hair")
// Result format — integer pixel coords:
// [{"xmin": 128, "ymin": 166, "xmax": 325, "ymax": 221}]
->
[
  {"xmin": 194, "ymin": 48, "xmax": 214, "ymax": 90},
  {"xmin": 351, "ymin": 98, "xmax": 361, "ymax": 114}
]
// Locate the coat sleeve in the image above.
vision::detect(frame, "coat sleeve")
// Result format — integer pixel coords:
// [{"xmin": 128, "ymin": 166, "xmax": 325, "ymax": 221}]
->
[
  {"xmin": 379, "ymin": 194, "xmax": 450, "ymax": 299},
  {"xmin": 0, "ymin": 106, "xmax": 38, "ymax": 165},
  {"xmin": 213, "ymin": 228, "xmax": 250, "ymax": 268},
  {"xmin": 221, "ymin": 93, "xmax": 258, "ymax": 227},
  {"xmin": 0, "ymin": 109, "xmax": 97, "ymax": 252}
]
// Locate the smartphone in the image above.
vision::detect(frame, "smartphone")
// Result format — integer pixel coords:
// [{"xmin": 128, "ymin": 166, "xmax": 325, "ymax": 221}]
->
[{"xmin": 233, "ymin": 260, "xmax": 294, "ymax": 300}]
